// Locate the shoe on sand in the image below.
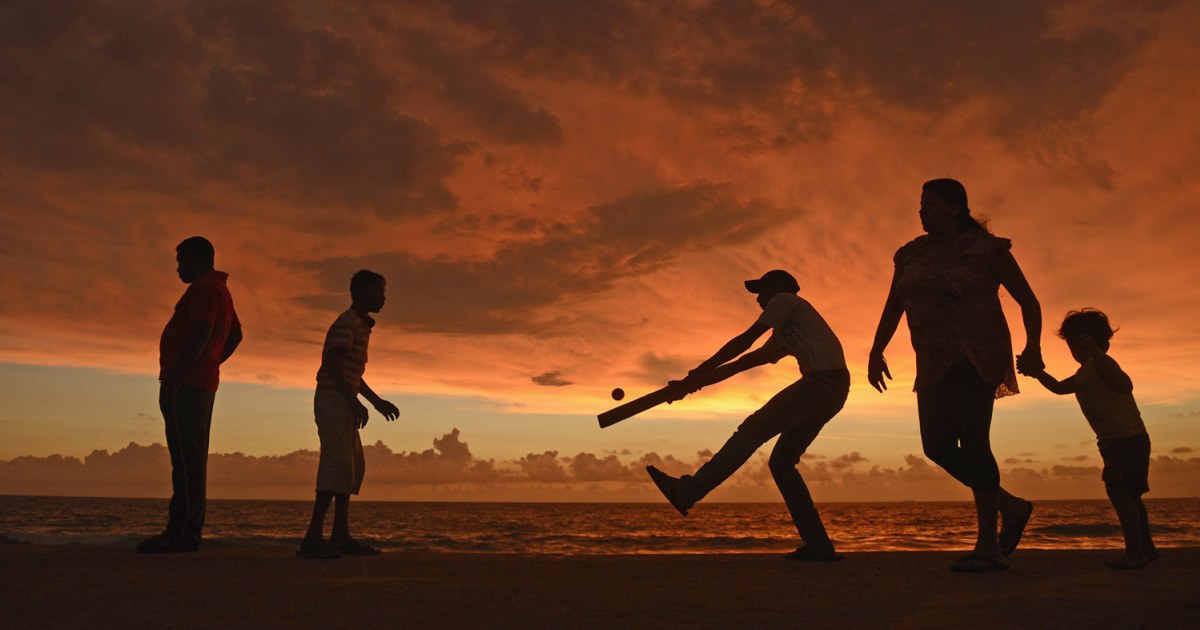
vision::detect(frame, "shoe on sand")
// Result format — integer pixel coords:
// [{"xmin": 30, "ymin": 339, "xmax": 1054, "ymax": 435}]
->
[
  {"xmin": 950, "ymin": 553, "xmax": 1009, "ymax": 573},
  {"xmin": 646, "ymin": 466, "xmax": 694, "ymax": 516},
  {"xmin": 1000, "ymin": 500, "xmax": 1033, "ymax": 556},
  {"xmin": 296, "ymin": 538, "xmax": 342, "ymax": 560},
  {"xmin": 335, "ymin": 538, "xmax": 381, "ymax": 556},
  {"xmin": 784, "ymin": 546, "xmax": 843, "ymax": 562}
]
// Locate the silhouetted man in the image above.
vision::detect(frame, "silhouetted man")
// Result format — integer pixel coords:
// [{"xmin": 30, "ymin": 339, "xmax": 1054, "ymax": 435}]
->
[
  {"xmin": 647, "ymin": 270, "xmax": 851, "ymax": 561},
  {"xmin": 138, "ymin": 237, "xmax": 242, "ymax": 553}
]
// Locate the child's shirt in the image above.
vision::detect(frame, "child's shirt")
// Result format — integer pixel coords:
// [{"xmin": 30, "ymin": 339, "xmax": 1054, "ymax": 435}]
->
[
  {"xmin": 754, "ymin": 293, "xmax": 846, "ymax": 375},
  {"xmin": 1073, "ymin": 358, "xmax": 1146, "ymax": 440},
  {"xmin": 316, "ymin": 309, "xmax": 374, "ymax": 394}
]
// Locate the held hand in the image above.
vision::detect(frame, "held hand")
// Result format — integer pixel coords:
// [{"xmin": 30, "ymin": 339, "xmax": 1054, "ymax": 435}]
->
[
  {"xmin": 375, "ymin": 399, "xmax": 400, "ymax": 421},
  {"xmin": 1016, "ymin": 348, "xmax": 1044, "ymax": 376},
  {"xmin": 353, "ymin": 400, "xmax": 370, "ymax": 429},
  {"xmin": 677, "ymin": 373, "xmax": 706, "ymax": 394},
  {"xmin": 665, "ymin": 381, "xmax": 689, "ymax": 403},
  {"xmin": 665, "ymin": 375, "xmax": 701, "ymax": 403},
  {"xmin": 867, "ymin": 353, "xmax": 892, "ymax": 393}
]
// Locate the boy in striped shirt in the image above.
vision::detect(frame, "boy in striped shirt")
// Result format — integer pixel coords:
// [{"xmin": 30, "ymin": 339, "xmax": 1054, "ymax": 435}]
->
[{"xmin": 298, "ymin": 270, "xmax": 400, "ymax": 559}]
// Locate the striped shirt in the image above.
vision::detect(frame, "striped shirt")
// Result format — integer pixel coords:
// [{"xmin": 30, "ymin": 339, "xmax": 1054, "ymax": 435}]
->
[{"xmin": 315, "ymin": 309, "xmax": 374, "ymax": 394}]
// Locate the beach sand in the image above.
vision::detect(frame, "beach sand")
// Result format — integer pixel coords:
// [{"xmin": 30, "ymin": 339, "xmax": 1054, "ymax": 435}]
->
[{"xmin": 3, "ymin": 543, "xmax": 1198, "ymax": 628}]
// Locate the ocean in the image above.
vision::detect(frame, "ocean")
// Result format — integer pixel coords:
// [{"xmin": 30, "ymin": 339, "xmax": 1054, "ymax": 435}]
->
[{"xmin": 1, "ymin": 496, "xmax": 1197, "ymax": 554}]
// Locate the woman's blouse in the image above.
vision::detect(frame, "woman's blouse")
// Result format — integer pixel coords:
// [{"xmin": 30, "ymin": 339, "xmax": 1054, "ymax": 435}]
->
[{"xmin": 893, "ymin": 229, "xmax": 1019, "ymax": 398}]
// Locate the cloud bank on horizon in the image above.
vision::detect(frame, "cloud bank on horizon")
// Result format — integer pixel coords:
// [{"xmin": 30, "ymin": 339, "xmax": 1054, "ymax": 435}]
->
[
  {"xmin": 3, "ymin": 428, "xmax": 1198, "ymax": 502},
  {"xmin": 2, "ymin": 1, "xmax": 1199, "ymax": 468}
]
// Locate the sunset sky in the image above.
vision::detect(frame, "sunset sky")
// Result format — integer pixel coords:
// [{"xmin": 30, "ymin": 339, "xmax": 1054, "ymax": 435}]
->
[{"xmin": 2, "ymin": 0, "xmax": 1198, "ymax": 502}]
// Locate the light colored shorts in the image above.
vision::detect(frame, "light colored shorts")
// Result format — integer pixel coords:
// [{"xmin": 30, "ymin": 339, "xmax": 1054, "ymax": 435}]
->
[{"xmin": 314, "ymin": 390, "xmax": 365, "ymax": 495}]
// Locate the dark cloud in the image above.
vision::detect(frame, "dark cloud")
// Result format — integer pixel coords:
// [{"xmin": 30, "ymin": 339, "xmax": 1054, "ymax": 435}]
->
[
  {"xmin": 430, "ymin": 0, "xmax": 1166, "ymax": 150},
  {"xmin": 1061, "ymin": 455, "xmax": 1090, "ymax": 462},
  {"xmin": 1167, "ymin": 411, "xmax": 1200, "ymax": 418},
  {"xmin": 514, "ymin": 451, "xmax": 569, "ymax": 482},
  {"xmin": 386, "ymin": 25, "xmax": 563, "ymax": 145},
  {"xmin": 1171, "ymin": 447, "xmax": 1194, "ymax": 454},
  {"xmin": 830, "ymin": 452, "xmax": 867, "ymax": 470},
  {"xmin": 0, "ymin": 0, "xmax": 465, "ymax": 216},
  {"xmin": 625, "ymin": 352, "xmax": 696, "ymax": 387},
  {"xmin": 568, "ymin": 452, "xmax": 638, "ymax": 482},
  {"xmin": 300, "ymin": 183, "xmax": 790, "ymax": 333},
  {"xmin": 531, "ymin": 371, "xmax": 573, "ymax": 387}
]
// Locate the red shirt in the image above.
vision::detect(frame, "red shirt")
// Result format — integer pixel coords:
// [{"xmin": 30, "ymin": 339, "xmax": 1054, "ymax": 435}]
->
[{"xmin": 159, "ymin": 270, "xmax": 241, "ymax": 392}]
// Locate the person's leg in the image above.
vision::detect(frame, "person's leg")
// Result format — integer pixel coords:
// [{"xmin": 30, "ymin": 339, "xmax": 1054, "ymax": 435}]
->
[
  {"xmin": 916, "ymin": 365, "xmax": 978, "ymax": 488},
  {"xmin": 771, "ymin": 425, "xmax": 832, "ymax": 551},
  {"xmin": 1105, "ymin": 483, "xmax": 1149, "ymax": 569},
  {"xmin": 329, "ymin": 426, "xmax": 379, "ymax": 554},
  {"xmin": 297, "ymin": 490, "xmax": 341, "ymax": 559},
  {"xmin": 688, "ymin": 378, "xmax": 813, "ymax": 501},
  {"xmin": 921, "ymin": 364, "xmax": 1011, "ymax": 569},
  {"xmin": 305, "ymin": 392, "xmax": 357, "ymax": 556},
  {"xmin": 1136, "ymin": 495, "xmax": 1157, "ymax": 561},
  {"xmin": 953, "ymin": 374, "xmax": 1002, "ymax": 558},
  {"xmin": 160, "ymin": 385, "xmax": 187, "ymax": 542},
  {"xmin": 768, "ymin": 372, "xmax": 848, "ymax": 555},
  {"xmin": 330, "ymin": 493, "xmax": 351, "ymax": 543},
  {"xmin": 304, "ymin": 490, "xmax": 334, "ymax": 542},
  {"xmin": 176, "ymin": 385, "xmax": 215, "ymax": 547}
]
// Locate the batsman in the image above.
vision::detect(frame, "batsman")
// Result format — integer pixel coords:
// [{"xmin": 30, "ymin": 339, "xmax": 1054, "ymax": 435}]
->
[{"xmin": 648, "ymin": 269, "xmax": 850, "ymax": 561}]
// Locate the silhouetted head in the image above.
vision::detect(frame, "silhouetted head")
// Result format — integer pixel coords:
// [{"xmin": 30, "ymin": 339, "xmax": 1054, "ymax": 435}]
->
[
  {"xmin": 1057, "ymin": 308, "xmax": 1115, "ymax": 363},
  {"xmin": 175, "ymin": 236, "xmax": 215, "ymax": 283},
  {"xmin": 350, "ymin": 269, "xmax": 387, "ymax": 313},
  {"xmin": 920, "ymin": 179, "xmax": 987, "ymax": 236},
  {"xmin": 745, "ymin": 269, "xmax": 800, "ymax": 309}
]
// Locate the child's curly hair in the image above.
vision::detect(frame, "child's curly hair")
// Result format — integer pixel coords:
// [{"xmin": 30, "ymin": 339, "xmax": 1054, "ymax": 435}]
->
[{"xmin": 1057, "ymin": 308, "xmax": 1117, "ymax": 348}]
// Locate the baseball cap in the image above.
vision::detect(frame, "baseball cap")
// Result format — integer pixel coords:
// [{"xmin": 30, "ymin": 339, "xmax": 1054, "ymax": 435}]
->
[{"xmin": 744, "ymin": 269, "xmax": 800, "ymax": 294}]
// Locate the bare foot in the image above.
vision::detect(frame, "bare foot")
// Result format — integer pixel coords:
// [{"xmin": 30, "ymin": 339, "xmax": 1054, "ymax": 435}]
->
[{"xmin": 1105, "ymin": 553, "xmax": 1149, "ymax": 570}]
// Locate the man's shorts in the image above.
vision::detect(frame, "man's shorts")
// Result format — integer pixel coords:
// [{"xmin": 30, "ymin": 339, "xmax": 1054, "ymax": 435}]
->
[
  {"xmin": 314, "ymin": 390, "xmax": 365, "ymax": 495},
  {"xmin": 1098, "ymin": 432, "xmax": 1151, "ymax": 494}
]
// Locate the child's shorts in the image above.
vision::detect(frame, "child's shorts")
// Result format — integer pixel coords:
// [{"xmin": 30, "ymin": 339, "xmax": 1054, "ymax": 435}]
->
[
  {"xmin": 314, "ymin": 390, "xmax": 365, "ymax": 495},
  {"xmin": 1098, "ymin": 432, "xmax": 1150, "ymax": 494}
]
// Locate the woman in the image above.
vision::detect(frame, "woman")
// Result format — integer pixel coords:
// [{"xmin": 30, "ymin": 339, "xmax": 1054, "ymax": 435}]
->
[{"xmin": 868, "ymin": 178, "xmax": 1041, "ymax": 572}]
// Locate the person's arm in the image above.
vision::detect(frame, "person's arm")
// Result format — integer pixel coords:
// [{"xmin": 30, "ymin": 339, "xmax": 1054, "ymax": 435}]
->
[
  {"xmin": 319, "ymin": 346, "xmax": 370, "ymax": 426},
  {"xmin": 219, "ymin": 324, "xmax": 242, "ymax": 364},
  {"xmin": 162, "ymin": 321, "xmax": 213, "ymax": 389},
  {"xmin": 1082, "ymin": 336, "xmax": 1134, "ymax": 393},
  {"xmin": 1030, "ymin": 370, "xmax": 1076, "ymax": 395},
  {"xmin": 993, "ymin": 251, "xmax": 1043, "ymax": 375},
  {"xmin": 359, "ymin": 379, "xmax": 400, "ymax": 423},
  {"xmin": 868, "ymin": 272, "xmax": 904, "ymax": 392},
  {"xmin": 676, "ymin": 343, "xmax": 785, "ymax": 394},
  {"xmin": 683, "ymin": 322, "xmax": 772, "ymax": 385}
]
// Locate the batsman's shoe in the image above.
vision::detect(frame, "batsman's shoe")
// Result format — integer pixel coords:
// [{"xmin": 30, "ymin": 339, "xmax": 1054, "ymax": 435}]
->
[{"xmin": 646, "ymin": 466, "xmax": 695, "ymax": 516}]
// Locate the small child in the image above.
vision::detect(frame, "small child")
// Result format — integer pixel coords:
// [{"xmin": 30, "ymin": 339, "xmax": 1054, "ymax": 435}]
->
[{"xmin": 1023, "ymin": 309, "xmax": 1157, "ymax": 569}]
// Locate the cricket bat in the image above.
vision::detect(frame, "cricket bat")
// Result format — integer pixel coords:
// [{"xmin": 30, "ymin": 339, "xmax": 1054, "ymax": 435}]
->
[{"xmin": 597, "ymin": 383, "xmax": 688, "ymax": 428}]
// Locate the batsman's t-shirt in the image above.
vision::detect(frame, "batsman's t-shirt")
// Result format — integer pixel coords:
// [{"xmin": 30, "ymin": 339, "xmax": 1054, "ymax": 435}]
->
[{"xmin": 755, "ymin": 293, "xmax": 846, "ymax": 375}]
